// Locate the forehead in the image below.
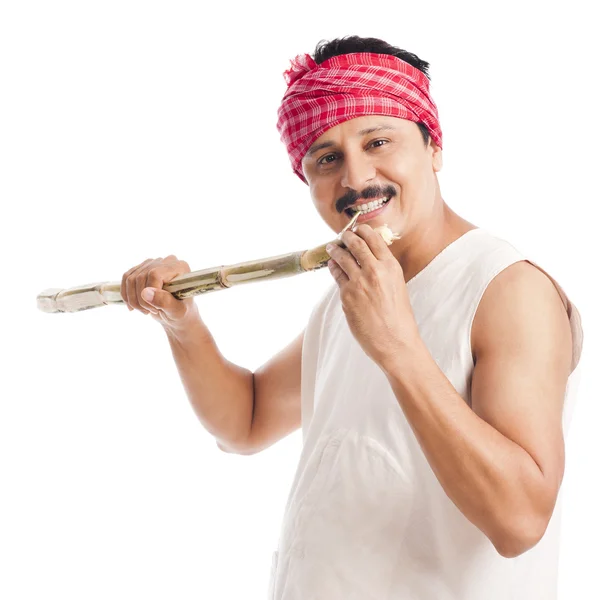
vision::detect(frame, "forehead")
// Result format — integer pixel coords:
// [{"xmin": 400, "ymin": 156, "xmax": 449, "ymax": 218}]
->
[{"xmin": 305, "ymin": 115, "xmax": 414, "ymax": 155}]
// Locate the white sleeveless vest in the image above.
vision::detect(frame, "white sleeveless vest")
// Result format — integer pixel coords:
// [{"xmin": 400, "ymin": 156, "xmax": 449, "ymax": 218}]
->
[{"xmin": 269, "ymin": 227, "xmax": 584, "ymax": 600}]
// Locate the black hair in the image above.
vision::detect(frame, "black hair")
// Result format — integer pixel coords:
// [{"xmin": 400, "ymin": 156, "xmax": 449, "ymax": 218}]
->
[{"xmin": 313, "ymin": 36, "xmax": 431, "ymax": 147}]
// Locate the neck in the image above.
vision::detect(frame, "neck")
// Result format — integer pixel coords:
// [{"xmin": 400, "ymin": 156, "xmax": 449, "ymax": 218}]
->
[{"xmin": 390, "ymin": 201, "xmax": 476, "ymax": 284}]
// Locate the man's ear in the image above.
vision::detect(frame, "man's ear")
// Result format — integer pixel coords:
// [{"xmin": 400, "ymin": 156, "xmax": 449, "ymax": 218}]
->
[{"xmin": 430, "ymin": 140, "xmax": 443, "ymax": 173}]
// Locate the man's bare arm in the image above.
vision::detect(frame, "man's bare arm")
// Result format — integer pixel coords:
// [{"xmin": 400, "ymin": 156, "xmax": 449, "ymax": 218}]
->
[
  {"xmin": 380, "ymin": 262, "xmax": 573, "ymax": 558},
  {"xmin": 165, "ymin": 319, "xmax": 302, "ymax": 455},
  {"xmin": 218, "ymin": 329, "xmax": 304, "ymax": 454}
]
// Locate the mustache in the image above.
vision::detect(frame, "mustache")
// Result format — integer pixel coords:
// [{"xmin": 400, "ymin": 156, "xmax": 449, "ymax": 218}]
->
[{"xmin": 336, "ymin": 185, "xmax": 397, "ymax": 213}]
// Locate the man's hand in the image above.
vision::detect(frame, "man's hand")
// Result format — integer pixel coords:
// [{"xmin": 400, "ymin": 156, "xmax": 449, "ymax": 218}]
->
[{"xmin": 326, "ymin": 224, "xmax": 420, "ymax": 368}]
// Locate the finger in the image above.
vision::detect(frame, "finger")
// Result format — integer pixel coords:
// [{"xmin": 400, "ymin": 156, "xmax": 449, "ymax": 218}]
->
[
  {"xmin": 134, "ymin": 263, "xmax": 162, "ymax": 314},
  {"xmin": 121, "ymin": 259, "xmax": 154, "ymax": 310},
  {"xmin": 340, "ymin": 228, "xmax": 377, "ymax": 268},
  {"xmin": 328, "ymin": 259, "xmax": 349, "ymax": 284},
  {"xmin": 144, "ymin": 263, "xmax": 190, "ymax": 318},
  {"xmin": 354, "ymin": 224, "xmax": 391, "ymax": 261},
  {"xmin": 138, "ymin": 260, "xmax": 182, "ymax": 314},
  {"xmin": 326, "ymin": 242, "xmax": 361, "ymax": 278},
  {"xmin": 127, "ymin": 259, "xmax": 162, "ymax": 314}
]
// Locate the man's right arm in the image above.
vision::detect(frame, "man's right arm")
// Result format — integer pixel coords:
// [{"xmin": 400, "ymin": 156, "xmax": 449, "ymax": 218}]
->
[{"xmin": 164, "ymin": 318, "xmax": 303, "ymax": 455}]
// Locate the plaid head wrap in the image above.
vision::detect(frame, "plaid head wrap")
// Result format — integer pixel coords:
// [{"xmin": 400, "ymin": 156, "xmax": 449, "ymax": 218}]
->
[{"xmin": 276, "ymin": 52, "xmax": 443, "ymax": 183}]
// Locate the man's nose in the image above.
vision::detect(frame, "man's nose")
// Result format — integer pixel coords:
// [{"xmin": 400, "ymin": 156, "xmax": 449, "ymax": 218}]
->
[{"xmin": 340, "ymin": 151, "xmax": 376, "ymax": 191}]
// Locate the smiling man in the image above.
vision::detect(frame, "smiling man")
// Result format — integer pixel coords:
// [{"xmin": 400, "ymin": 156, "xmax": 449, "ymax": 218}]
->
[
  {"xmin": 266, "ymin": 36, "xmax": 584, "ymax": 599},
  {"xmin": 118, "ymin": 34, "xmax": 583, "ymax": 599}
]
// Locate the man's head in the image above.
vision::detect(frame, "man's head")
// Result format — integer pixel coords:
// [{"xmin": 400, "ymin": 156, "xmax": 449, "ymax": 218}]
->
[{"xmin": 276, "ymin": 36, "xmax": 444, "ymax": 238}]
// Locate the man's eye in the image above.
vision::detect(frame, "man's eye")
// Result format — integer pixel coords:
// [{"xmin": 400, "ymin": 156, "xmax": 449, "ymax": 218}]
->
[
  {"xmin": 369, "ymin": 139, "xmax": 388, "ymax": 148},
  {"xmin": 318, "ymin": 153, "xmax": 338, "ymax": 165}
]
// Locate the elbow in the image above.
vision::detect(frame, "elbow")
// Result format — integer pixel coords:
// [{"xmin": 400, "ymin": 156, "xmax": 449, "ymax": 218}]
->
[
  {"xmin": 216, "ymin": 438, "xmax": 259, "ymax": 456},
  {"xmin": 492, "ymin": 513, "xmax": 549, "ymax": 559},
  {"xmin": 216, "ymin": 440, "xmax": 237, "ymax": 454},
  {"xmin": 494, "ymin": 536, "xmax": 535, "ymax": 559},
  {"xmin": 492, "ymin": 467, "xmax": 559, "ymax": 558}
]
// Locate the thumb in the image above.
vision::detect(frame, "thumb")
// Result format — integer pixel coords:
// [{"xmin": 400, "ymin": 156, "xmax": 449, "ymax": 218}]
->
[
  {"xmin": 142, "ymin": 287, "xmax": 186, "ymax": 317},
  {"xmin": 141, "ymin": 287, "xmax": 157, "ymax": 303}
]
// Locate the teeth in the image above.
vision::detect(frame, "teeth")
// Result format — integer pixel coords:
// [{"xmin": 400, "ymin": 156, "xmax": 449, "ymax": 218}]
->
[{"xmin": 351, "ymin": 197, "xmax": 389, "ymax": 214}]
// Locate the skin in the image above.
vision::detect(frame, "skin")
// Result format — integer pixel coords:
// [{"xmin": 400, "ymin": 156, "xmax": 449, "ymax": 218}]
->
[
  {"xmin": 302, "ymin": 114, "xmax": 574, "ymax": 557},
  {"xmin": 301, "ymin": 114, "xmax": 478, "ymax": 283}
]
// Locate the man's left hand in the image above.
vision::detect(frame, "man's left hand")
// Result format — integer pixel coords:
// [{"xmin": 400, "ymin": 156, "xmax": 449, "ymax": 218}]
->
[{"xmin": 326, "ymin": 224, "xmax": 420, "ymax": 369}]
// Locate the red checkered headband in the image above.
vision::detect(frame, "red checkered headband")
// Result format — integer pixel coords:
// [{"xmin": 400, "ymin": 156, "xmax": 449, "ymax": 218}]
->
[{"xmin": 276, "ymin": 52, "xmax": 443, "ymax": 183}]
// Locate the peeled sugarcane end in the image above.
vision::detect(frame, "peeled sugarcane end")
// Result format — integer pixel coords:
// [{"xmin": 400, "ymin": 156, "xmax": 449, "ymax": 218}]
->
[
  {"xmin": 37, "ymin": 282, "xmax": 110, "ymax": 313},
  {"xmin": 37, "ymin": 288, "xmax": 64, "ymax": 313},
  {"xmin": 373, "ymin": 224, "xmax": 402, "ymax": 245}
]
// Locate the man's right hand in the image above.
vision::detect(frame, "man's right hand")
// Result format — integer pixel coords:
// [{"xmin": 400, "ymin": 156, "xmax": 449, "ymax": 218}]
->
[{"xmin": 120, "ymin": 255, "xmax": 200, "ymax": 332}]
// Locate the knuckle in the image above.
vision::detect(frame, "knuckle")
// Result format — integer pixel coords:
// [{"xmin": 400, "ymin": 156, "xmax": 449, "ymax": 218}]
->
[{"xmin": 147, "ymin": 273, "xmax": 163, "ymax": 287}]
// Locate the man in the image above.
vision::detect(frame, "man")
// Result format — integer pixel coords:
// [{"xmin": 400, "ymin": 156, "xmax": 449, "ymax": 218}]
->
[{"xmin": 121, "ymin": 36, "xmax": 583, "ymax": 599}]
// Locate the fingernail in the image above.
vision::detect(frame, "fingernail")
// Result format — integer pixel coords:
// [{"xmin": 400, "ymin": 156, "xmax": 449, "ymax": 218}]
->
[
  {"xmin": 142, "ymin": 288, "xmax": 155, "ymax": 302},
  {"xmin": 326, "ymin": 244, "xmax": 334, "ymax": 252}
]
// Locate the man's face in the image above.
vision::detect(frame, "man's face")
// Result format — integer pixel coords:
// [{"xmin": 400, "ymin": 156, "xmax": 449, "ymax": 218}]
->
[{"xmin": 301, "ymin": 115, "xmax": 442, "ymax": 236}]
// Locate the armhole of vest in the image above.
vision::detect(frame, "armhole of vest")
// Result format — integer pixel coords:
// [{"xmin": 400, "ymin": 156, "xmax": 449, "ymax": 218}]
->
[
  {"xmin": 466, "ymin": 250, "xmax": 528, "ymax": 370},
  {"xmin": 487, "ymin": 233, "xmax": 583, "ymax": 373},
  {"xmin": 467, "ymin": 253, "xmax": 583, "ymax": 376}
]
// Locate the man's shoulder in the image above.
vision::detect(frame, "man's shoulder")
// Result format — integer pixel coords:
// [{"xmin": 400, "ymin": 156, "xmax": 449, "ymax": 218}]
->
[{"xmin": 471, "ymin": 259, "xmax": 572, "ymax": 366}]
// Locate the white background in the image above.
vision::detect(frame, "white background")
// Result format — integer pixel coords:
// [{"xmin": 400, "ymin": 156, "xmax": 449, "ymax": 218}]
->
[{"xmin": 1, "ymin": 1, "xmax": 598, "ymax": 598}]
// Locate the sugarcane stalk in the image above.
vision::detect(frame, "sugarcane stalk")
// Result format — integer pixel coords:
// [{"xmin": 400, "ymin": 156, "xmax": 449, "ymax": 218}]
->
[{"xmin": 36, "ymin": 222, "xmax": 401, "ymax": 314}]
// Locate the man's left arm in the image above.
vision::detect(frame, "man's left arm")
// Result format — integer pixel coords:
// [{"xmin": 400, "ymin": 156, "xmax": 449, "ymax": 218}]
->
[{"xmin": 380, "ymin": 261, "xmax": 573, "ymax": 558}]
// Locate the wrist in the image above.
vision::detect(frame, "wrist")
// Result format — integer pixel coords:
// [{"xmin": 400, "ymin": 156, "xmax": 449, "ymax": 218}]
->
[
  {"xmin": 378, "ymin": 333, "xmax": 426, "ymax": 378},
  {"xmin": 163, "ymin": 310, "xmax": 209, "ymax": 342}
]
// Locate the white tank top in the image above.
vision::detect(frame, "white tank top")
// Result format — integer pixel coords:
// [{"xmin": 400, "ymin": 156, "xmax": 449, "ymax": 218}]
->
[{"xmin": 269, "ymin": 227, "xmax": 584, "ymax": 600}]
